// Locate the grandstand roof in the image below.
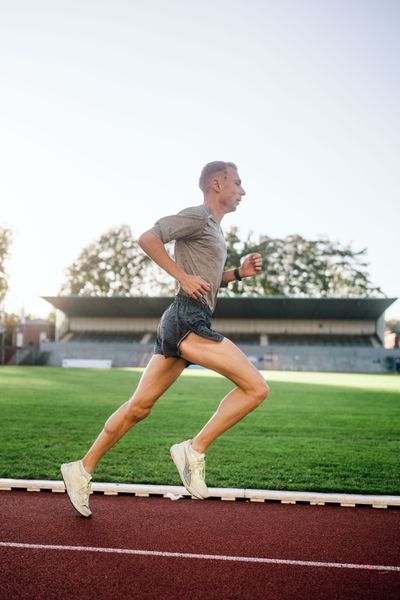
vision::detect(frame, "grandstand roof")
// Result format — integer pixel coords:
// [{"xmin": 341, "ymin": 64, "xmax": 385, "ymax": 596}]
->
[{"xmin": 42, "ymin": 295, "xmax": 397, "ymax": 321}]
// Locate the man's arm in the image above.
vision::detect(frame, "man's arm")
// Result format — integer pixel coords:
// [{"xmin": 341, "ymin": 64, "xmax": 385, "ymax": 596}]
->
[
  {"xmin": 221, "ymin": 253, "xmax": 263, "ymax": 286},
  {"xmin": 138, "ymin": 231, "xmax": 210, "ymax": 300}
]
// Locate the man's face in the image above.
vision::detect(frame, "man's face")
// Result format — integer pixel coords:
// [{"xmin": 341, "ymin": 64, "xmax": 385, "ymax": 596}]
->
[{"xmin": 218, "ymin": 167, "xmax": 246, "ymax": 212}]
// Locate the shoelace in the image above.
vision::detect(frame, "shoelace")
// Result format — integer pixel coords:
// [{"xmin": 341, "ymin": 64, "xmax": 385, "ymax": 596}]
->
[
  {"xmin": 190, "ymin": 458, "xmax": 206, "ymax": 480},
  {"xmin": 78, "ymin": 480, "xmax": 91, "ymax": 507}
]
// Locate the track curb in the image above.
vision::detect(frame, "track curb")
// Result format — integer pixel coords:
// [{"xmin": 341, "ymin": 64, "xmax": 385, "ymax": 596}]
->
[{"xmin": 1, "ymin": 478, "xmax": 399, "ymax": 508}]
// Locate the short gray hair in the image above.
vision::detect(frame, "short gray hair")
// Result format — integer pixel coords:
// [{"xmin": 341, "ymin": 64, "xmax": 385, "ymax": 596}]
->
[{"xmin": 199, "ymin": 161, "xmax": 237, "ymax": 192}]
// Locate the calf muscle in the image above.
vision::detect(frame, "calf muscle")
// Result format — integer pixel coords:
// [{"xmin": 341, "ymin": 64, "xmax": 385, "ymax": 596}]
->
[
  {"xmin": 179, "ymin": 333, "xmax": 269, "ymax": 453},
  {"xmin": 82, "ymin": 355, "xmax": 187, "ymax": 473}
]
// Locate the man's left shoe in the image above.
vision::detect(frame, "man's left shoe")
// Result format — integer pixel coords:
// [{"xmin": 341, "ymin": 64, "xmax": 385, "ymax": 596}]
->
[{"xmin": 170, "ymin": 440, "xmax": 209, "ymax": 500}]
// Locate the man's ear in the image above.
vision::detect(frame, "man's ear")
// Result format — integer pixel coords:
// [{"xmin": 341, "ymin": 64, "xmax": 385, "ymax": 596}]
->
[{"xmin": 211, "ymin": 176, "xmax": 222, "ymax": 192}]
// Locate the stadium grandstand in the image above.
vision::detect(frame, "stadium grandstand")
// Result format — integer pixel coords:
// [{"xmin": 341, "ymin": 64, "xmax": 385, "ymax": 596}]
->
[{"xmin": 40, "ymin": 295, "xmax": 399, "ymax": 373}]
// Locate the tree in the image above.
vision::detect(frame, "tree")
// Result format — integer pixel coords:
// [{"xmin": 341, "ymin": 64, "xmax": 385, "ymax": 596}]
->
[
  {"xmin": 0, "ymin": 226, "xmax": 13, "ymax": 305},
  {"xmin": 221, "ymin": 227, "xmax": 384, "ymax": 298},
  {"xmin": 2, "ymin": 312, "xmax": 19, "ymax": 346},
  {"xmin": 60, "ymin": 225, "xmax": 174, "ymax": 296},
  {"xmin": 386, "ymin": 319, "xmax": 400, "ymax": 331},
  {"xmin": 61, "ymin": 224, "xmax": 383, "ymax": 299}
]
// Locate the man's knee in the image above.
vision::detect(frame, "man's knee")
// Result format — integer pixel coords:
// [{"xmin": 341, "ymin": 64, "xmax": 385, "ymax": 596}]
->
[
  {"xmin": 249, "ymin": 379, "xmax": 270, "ymax": 408},
  {"xmin": 125, "ymin": 399, "xmax": 152, "ymax": 424}
]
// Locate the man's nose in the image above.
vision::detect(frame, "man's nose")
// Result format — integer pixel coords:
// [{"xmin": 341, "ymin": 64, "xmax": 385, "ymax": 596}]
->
[{"xmin": 241, "ymin": 188, "xmax": 246, "ymax": 196}]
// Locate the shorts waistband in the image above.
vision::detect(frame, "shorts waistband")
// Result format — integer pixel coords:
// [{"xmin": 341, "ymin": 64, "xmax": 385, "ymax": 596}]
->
[{"xmin": 174, "ymin": 294, "xmax": 212, "ymax": 316}]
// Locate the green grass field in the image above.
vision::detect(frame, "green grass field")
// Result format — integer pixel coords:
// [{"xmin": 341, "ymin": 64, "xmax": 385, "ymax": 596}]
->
[{"xmin": 1, "ymin": 366, "xmax": 399, "ymax": 494}]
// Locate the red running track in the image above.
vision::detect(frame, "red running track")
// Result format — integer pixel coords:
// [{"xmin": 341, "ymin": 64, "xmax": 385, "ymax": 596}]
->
[{"xmin": 1, "ymin": 490, "xmax": 399, "ymax": 599}]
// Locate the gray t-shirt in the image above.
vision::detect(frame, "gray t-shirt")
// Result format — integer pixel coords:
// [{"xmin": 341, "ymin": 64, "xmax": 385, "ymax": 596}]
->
[{"xmin": 150, "ymin": 204, "xmax": 227, "ymax": 312}]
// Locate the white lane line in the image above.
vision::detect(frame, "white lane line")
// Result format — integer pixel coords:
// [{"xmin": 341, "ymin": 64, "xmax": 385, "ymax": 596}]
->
[{"xmin": 0, "ymin": 542, "xmax": 399, "ymax": 572}]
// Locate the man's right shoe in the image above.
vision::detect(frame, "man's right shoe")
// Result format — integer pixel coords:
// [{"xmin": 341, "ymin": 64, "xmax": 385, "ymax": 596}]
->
[
  {"xmin": 170, "ymin": 440, "xmax": 209, "ymax": 500},
  {"xmin": 61, "ymin": 460, "xmax": 92, "ymax": 517}
]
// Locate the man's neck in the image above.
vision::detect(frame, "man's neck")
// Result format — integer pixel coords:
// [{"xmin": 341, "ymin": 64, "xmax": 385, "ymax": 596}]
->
[{"xmin": 203, "ymin": 197, "xmax": 225, "ymax": 223}]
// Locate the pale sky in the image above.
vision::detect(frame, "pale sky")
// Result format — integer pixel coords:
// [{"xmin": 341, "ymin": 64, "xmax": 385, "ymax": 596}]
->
[{"xmin": 1, "ymin": 0, "xmax": 399, "ymax": 319}]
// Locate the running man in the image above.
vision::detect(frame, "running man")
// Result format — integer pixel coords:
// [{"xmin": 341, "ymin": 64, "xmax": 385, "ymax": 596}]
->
[{"xmin": 61, "ymin": 161, "xmax": 270, "ymax": 516}]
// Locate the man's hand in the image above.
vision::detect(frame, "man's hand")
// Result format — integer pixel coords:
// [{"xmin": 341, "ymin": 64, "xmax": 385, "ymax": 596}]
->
[
  {"xmin": 179, "ymin": 273, "xmax": 211, "ymax": 300},
  {"xmin": 239, "ymin": 253, "xmax": 263, "ymax": 278}
]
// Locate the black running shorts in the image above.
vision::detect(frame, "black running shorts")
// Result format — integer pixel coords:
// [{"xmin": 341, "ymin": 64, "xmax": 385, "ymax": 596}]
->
[{"xmin": 154, "ymin": 294, "xmax": 224, "ymax": 359}]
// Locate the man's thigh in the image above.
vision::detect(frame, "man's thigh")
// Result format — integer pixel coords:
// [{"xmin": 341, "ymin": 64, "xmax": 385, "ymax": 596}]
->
[{"xmin": 179, "ymin": 333, "xmax": 265, "ymax": 390}]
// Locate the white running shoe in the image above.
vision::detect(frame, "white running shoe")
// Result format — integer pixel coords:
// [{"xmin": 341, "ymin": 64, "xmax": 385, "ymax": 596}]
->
[
  {"xmin": 170, "ymin": 440, "xmax": 209, "ymax": 500},
  {"xmin": 61, "ymin": 460, "xmax": 92, "ymax": 517}
]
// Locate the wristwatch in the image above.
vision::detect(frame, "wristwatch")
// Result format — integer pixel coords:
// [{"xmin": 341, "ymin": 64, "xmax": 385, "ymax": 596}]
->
[{"xmin": 234, "ymin": 267, "xmax": 242, "ymax": 281}]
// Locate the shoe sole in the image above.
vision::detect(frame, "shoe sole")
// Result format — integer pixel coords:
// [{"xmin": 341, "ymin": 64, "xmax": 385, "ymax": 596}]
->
[
  {"xmin": 170, "ymin": 444, "xmax": 205, "ymax": 500},
  {"xmin": 60, "ymin": 464, "xmax": 92, "ymax": 518}
]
